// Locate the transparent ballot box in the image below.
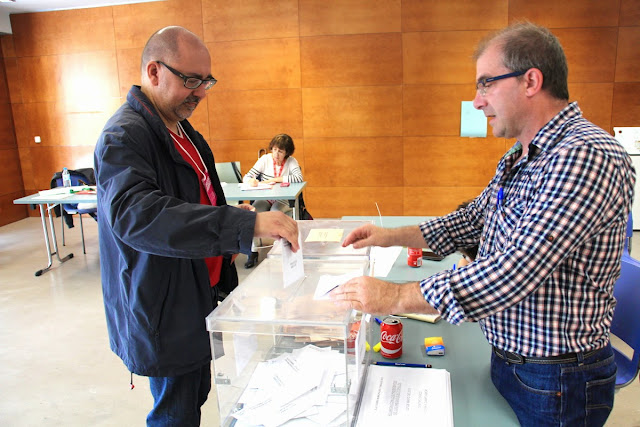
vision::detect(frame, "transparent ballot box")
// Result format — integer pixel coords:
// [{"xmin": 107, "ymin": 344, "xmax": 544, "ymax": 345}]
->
[
  {"xmin": 206, "ymin": 258, "xmax": 371, "ymax": 426},
  {"xmin": 267, "ymin": 219, "xmax": 373, "ymax": 261}
]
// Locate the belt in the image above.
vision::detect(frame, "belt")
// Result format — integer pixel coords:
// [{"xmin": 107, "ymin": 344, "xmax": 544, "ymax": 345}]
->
[{"xmin": 492, "ymin": 346, "xmax": 600, "ymax": 365}]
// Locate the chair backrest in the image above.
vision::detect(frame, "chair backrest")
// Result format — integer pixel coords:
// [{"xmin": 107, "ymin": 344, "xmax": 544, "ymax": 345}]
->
[
  {"xmin": 215, "ymin": 162, "xmax": 242, "ymax": 183},
  {"xmin": 611, "ymin": 252, "xmax": 640, "ymax": 387},
  {"xmin": 625, "ymin": 213, "xmax": 633, "ymax": 254}
]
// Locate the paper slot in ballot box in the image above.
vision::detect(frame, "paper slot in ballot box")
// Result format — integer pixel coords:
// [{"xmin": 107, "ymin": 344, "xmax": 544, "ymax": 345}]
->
[{"xmin": 206, "ymin": 258, "xmax": 371, "ymax": 426}]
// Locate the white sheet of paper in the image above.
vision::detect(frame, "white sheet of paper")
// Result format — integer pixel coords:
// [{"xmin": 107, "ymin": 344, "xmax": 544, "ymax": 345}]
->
[
  {"xmin": 313, "ymin": 271, "xmax": 362, "ymax": 300},
  {"xmin": 240, "ymin": 182, "xmax": 273, "ymax": 190},
  {"xmin": 356, "ymin": 365, "xmax": 453, "ymax": 426},
  {"xmin": 282, "ymin": 237, "xmax": 304, "ymax": 288},
  {"xmin": 370, "ymin": 246, "xmax": 402, "ymax": 277}
]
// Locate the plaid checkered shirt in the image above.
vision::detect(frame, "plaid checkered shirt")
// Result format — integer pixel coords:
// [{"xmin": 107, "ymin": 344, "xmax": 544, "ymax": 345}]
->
[{"xmin": 419, "ymin": 102, "xmax": 636, "ymax": 357}]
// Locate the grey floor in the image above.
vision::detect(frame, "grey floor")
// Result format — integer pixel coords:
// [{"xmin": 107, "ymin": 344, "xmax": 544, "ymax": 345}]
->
[{"xmin": 0, "ymin": 217, "xmax": 639, "ymax": 426}]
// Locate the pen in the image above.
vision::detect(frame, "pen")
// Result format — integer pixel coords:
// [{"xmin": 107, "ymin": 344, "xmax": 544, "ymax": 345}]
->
[
  {"xmin": 373, "ymin": 361, "xmax": 432, "ymax": 368},
  {"xmin": 496, "ymin": 187, "xmax": 504, "ymax": 208},
  {"xmin": 323, "ymin": 284, "xmax": 339, "ymax": 296},
  {"xmin": 452, "ymin": 264, "xmax": 456, "ymax": 271},
  {"xmin": 374, "ymin": 317, "xmax": 383, "ymax": 325}
]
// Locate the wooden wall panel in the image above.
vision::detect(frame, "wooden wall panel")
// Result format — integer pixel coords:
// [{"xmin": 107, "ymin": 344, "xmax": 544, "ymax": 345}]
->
[
  {"xmin": 300, "ymin": 33, "xmax": 402, "ymax": 88},
  {"xmin": 3, "ymin": 56, "xmax": 20, "ymax": 104},
  {"xmin": 0, "ymin": 103, "xmax": 16, "ymax": 150},
  {"xmin": 0, "ymin": 149, "xmax": 24, "ymax": 195},
  {"xmin": 305, "ymin": 187, "xmax": 404, "ymax": 218},
  {"xmin": 17, "ymin": 148, "xmax": 35, "ymax": 191},
  {"xmin": 113, "ymin": 0, "xmax": 203, "ymax": 50},
  {"xmin": 404, "ymin": 187, "xmax": 486, "ymax": 216},
  {"xmin": 620, "ymin": 0, "xmax": 640, "ymax": 26},
  {"xmin": 304, "ymin": 137, "xmax": 404, "ymax": 187},
  {"xmin": 612, "ymin": 83, "xmax": 640, "ymax": 126},
  {"xmin": 12, "ymin": 99, "xmax": 122, "ymax": 148},
  {"xmin": 404, "ymin": 85, "xmax": 477, "ymax": 137},
  {"xmin": 11, "ymin": 8, "xmax": 115, "ymax": 57},
  {"xmin": 116, "ymin": 48, "xmax": 143, "ymax": 98},
  {"xmin": 18, "ymin": 51, "xmax": 120, "ymax": 104},
  {"xmin": 203, "ymin": 0, "xmax": 299, "ymax": 42},
  {"xmin": 210, "ymin": 139, "xmax": 306, "ymax": 177},
  {"xmin": 209, "ymin": 38, "xmax": 301, "ymax": 91},
  {"xmin": 509, "ymin": 0, "xmax": 620, "ymax": 28},
  {"xmin": 1, "ymin": 34, "xmax": 15, "ymax": 57},
  {"xmin": 302, "ymin": 86, "xmax": 402, "ymax": 138},
  {"xmin": 208, "ymin": 89, "xmax": 302, "ymax": 140},
  {"xmin": 0, "ymin": 192, "xmax": 28, "ymax": 226},
  {"xmin": 403, "ymin": 31, "xmax": 489, "ymax": 84},
  {"xmin": 402, "ymin": 0, "xmax": 508, "ymax": 32},
  {"xmin": 568, "ymin": 83, "xmax": 614, "ymax": 133},
  {"xmin": 404, "ymin": 137, "xmax": 505, "ymax": 187},
  {"xmin": 28, "ymin": 146, "xmax": 96, "ymax": 191},
  {"xmin": 554, "ymin": 28, "xmax": 618, "ymax": 82},
  {"xmin": 615, "ymin": 27, "xmax": 640, "ymax": 82},
  {"xmin": 299, "ymin": 0, "xmax": 400, "ymax": 37}
]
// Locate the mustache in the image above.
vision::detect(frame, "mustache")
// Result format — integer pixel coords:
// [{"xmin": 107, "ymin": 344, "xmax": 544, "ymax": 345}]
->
[{"xmin": 183, "ymin": 96, "xmax": 200, "ymax": 106}]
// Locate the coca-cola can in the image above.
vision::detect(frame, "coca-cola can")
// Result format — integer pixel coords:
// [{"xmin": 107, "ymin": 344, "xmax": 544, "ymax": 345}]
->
[
  {"xmin": 407, "ymin": 247, "xmax": 422, "ymax": 267},
  {"xmin": 380, "ymin": 318, "xmax": 403, "ymax": 359}
]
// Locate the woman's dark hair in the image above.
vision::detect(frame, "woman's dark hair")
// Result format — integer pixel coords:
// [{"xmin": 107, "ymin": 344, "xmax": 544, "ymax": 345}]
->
[{"xmin": 268, "ymin": 134, "xmax": 295, "ymax": 158}]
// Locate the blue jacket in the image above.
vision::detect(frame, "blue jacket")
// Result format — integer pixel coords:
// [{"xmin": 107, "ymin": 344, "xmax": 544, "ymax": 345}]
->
[{"xmin": 94, "ymin": 86, "xmax": 255, "ymax": 377}]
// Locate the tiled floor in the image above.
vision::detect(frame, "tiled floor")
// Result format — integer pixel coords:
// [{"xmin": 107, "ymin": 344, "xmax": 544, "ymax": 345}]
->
[{"xmin": 1, "ymin": 217, "xmax": 639, "ymax": 426}]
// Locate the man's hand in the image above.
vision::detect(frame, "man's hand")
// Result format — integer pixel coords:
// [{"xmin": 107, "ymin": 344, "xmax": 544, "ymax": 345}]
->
[
  {"xmin": 255, "ymin": 211, "xmax": 299, "ymax": 251},
  {"xmin": 235, "ymin": 203, "xmax": 256, "ymax": 211},
  {"xmin": 342, "ymin": 225, "xmax": 394, "ymax": 249},
  {"xmin": 329, "ymin": 277, "xmax": 434, "ymax": 315}
]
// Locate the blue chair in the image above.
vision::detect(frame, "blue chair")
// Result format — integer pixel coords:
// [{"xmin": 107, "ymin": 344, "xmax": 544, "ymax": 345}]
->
[
  {"xmin": 611, "ymin": 251, "xmax": 640, "ymax": 388},
  {"xmin": 54, "ymin": 170, "xmax": 97, "ymax": 254}
]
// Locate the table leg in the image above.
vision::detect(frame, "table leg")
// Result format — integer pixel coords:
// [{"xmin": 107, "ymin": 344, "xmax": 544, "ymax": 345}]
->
[
  {"xmin": 293, "ymin": 198, "xmax": 299, "ymax": 221},
  {"xmin": 34, "ymin": 203, "xmax": 74, "ymax": 276}
]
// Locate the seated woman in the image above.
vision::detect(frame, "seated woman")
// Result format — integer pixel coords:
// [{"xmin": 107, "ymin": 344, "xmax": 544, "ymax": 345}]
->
[{"xmin": 243, "ymin": 134, "xmax": 304, "ymax": 268}]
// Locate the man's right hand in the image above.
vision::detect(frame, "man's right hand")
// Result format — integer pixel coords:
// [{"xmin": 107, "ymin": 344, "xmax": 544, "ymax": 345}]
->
[
  {"xmin": 342, "ymin": 224, "xmax": 393, "ymax": 249},
  {"xmin": 254, "ymin": 211, "xmax": 300, "ymax": 251}
]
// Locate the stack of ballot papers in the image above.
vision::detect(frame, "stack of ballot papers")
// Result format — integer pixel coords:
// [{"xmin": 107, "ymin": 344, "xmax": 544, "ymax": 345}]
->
[
  {"xmin": 356, "ymin": 365, "xmax": 453, "ymax": 426},
  {"xmin": 230, "ymin": 345, "xmax": 358, "ymax": 426}
]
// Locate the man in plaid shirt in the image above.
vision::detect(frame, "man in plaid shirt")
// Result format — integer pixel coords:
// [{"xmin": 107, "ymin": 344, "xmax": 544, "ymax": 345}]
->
[{"xmin": 332, "ymin": 22, "xmax": 635, "ymax": 426}]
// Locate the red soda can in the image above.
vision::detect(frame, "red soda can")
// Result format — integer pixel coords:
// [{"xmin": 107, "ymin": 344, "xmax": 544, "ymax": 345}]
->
[
  {"xmin": 380, "ymin": 318, "xmax": 403, "ymax": 358},
  {"xmin": 407, "ymin": 247, "xmax": 422, "ymax": 267}
]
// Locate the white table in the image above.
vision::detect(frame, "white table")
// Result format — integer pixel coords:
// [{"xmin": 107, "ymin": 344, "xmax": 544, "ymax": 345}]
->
[
  {"xmin": 14, "ymin": 191, "xmax": 97, "ymax": 276},
  {"xmin": 222, "ymin": 182, "xmax": 307, "ymax": 220}
]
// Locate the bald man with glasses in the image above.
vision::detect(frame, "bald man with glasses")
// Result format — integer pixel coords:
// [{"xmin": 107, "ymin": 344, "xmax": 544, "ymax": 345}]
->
[{"xmin": 94, "ymin": 26, "xmax": 299, "ymax": 425}]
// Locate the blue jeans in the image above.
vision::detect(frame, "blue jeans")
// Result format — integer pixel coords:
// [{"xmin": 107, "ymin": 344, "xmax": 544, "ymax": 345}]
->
[
  {"xmin": 147, "ymin": 363, "xmax": 211, "ymax": 426},
  {"xmin": 491, "ymin": 343, "xmax": 616, "ymax": 427}
]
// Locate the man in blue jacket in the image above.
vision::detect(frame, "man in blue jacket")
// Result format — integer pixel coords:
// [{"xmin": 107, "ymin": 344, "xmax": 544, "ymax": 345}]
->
[{"xmin": 94, "ymin": 26, "xmax": 299, "ymax": 426}]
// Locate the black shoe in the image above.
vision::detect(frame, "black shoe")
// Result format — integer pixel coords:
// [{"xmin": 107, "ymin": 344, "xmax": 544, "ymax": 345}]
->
[{"xmin": 244, "ymin": 252, "xmax": 259, "ymax": 269}]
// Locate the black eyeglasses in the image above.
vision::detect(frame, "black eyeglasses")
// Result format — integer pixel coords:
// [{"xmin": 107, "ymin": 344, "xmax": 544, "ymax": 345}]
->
[
  {"xmin": 476, "ymin": 70, "xmax": 526, "ymax": 96},
  {"xmin": 156, "ymin": 61, "xmax": 217, "ymax": 90}
]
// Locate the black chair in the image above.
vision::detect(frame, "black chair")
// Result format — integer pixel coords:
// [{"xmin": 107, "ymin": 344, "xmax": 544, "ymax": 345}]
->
[{"xmin": 51, "ymin": 169, "xmax": 97, "ymax": 254}]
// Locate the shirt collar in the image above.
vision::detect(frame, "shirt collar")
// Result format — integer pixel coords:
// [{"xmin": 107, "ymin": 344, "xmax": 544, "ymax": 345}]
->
[{"xmin": 527, "ymin": 101, "xmax": 582, "ymax": 155}]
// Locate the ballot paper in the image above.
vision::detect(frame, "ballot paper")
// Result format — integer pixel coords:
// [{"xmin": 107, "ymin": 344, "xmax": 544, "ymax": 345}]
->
[
  {"xmin": 312, "ymin": 271, "xmax": 362, "ymax": 300},
  {"xmin": 282, "ymin": 237, "xmax": 304, "ymax": 288},
  {"xmin": 355, "ymin": 365, "xmax": 453, "ymax": 426},
  {"xmin": 232, "ymin": 345, "xmax": 356, "ymax": 427},
  {"xmin": 370, "ymin": 246, "xmax": 403, "ymax": 277}
]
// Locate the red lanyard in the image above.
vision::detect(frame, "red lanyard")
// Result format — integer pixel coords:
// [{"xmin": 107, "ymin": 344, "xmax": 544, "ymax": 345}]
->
[{"xmin": 273, "ymin": 157, "xmax": 284, "ymax": 178}]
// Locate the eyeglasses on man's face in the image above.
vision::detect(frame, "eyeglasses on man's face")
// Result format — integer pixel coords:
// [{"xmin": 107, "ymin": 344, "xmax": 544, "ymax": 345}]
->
[
  {"xmin": 156, "ymin": 61, "xmax": 217, "ymax": 90},
  {"xmin": 475, "ymin": 70, "xmax": 526, "ymax": 96}
]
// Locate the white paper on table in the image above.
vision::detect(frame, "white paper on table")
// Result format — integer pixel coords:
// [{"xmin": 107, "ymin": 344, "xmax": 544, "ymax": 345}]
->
[
  {"xmin": 240, "ymin": 182, "xmax": 273, "ymax": 190},
  {"xmin": 313, "ymin": 271, "xmax": 362, "ymax": 300},
  {"xmin": 355, "ymin": 365, "xmax": 453, "ymax": 426},
  {"xmin": 233, "ymin": 334, "xmax": 258, "ymax": 377},
  {"xmin": 282, "ymin": 237, "xmax": 304, "ymax": 288},
  {"xmin": 369, "ymin": 246, "xmax": 402, "ymax": 277}
]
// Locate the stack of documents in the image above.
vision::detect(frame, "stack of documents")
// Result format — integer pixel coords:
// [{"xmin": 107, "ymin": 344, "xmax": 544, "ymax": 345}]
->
[
  {"xmin": 230, "ymin": 345, "xmax": 356, "ymax": 426},
  {"xmin": 356, "ymin": 365, "xmax": 453, "ymax": 426}
]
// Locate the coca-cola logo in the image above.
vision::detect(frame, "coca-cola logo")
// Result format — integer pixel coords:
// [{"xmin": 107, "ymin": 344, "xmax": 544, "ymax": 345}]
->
[{"xmin": 380, "ymin": 330, "xmax": 402, "ymax": 344}]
